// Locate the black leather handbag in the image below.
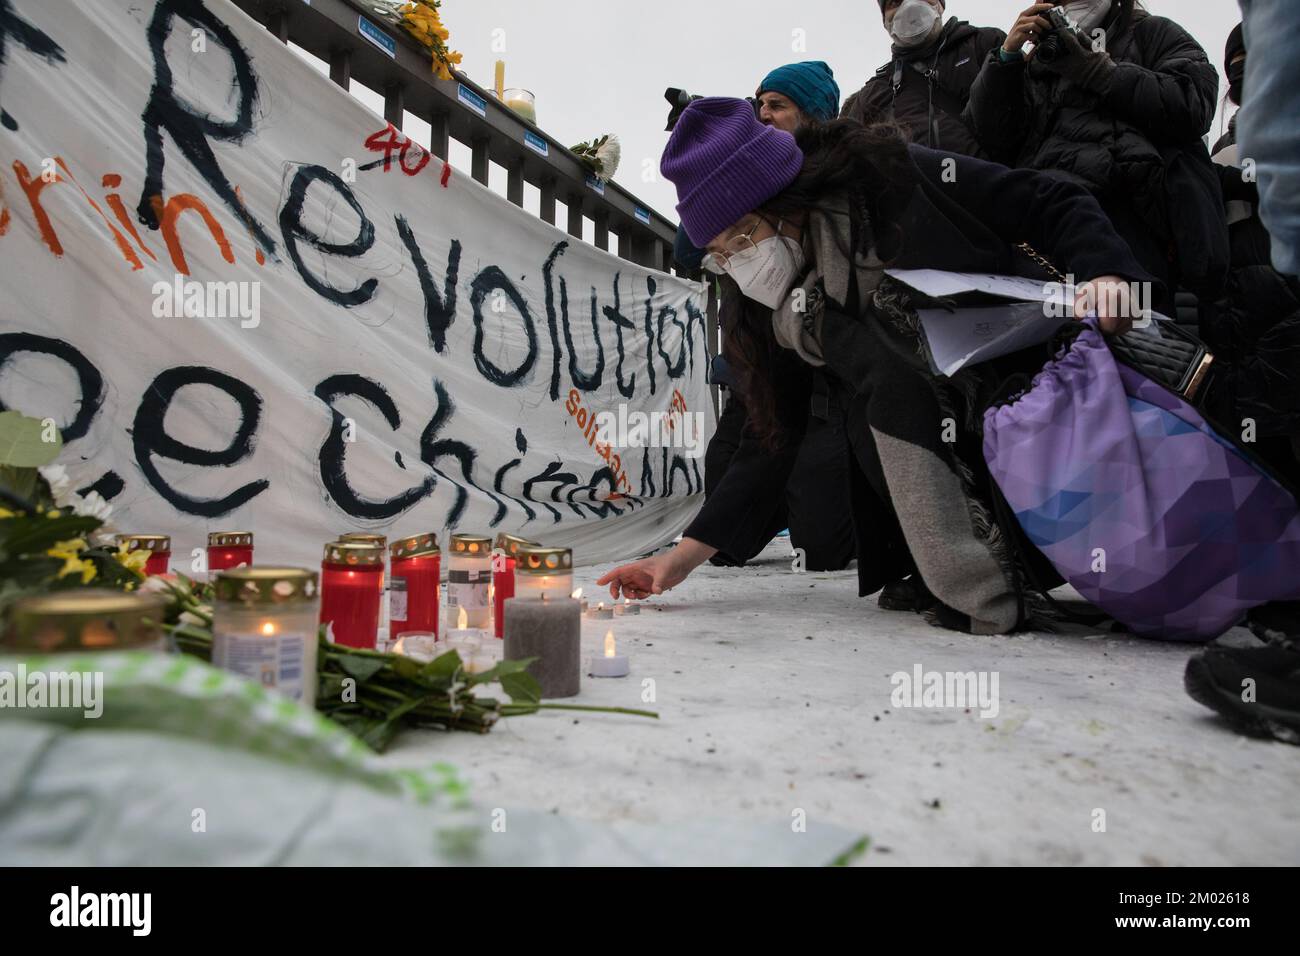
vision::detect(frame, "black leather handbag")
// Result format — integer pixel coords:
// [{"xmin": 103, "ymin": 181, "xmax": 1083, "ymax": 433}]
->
[{"xmin": 1017, "ymin": 243, "xmax": 1216, "ymax": 403}]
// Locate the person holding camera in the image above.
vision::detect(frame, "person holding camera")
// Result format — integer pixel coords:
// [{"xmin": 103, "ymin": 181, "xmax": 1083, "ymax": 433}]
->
[
  {"xmin": 599, "ymin": 98, "xmax": 1151, "ymax": 634},
  {"xmin": 963, "ymin": 1, "xmax": 1225, "ymax": 316},
  {"xmin": 841, "ymin": 0, "xmax": 1005, "ymax": 158}
]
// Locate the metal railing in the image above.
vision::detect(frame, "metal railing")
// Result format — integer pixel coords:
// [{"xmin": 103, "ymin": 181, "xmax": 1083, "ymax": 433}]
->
[{"xmin": 231, "ymin": 0, "xmax": 719, "ymax": 411}]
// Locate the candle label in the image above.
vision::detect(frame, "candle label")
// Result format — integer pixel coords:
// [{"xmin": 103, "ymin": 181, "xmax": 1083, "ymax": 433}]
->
[
  {"xmin": 389, "ymin": 576, "xmax": 408, "ymax": 621},
  {"xmin": 213, "ymin": 631, "xmax": 310, "ymax": 701},
  {"xmin": 446, "ymin": 572, "xmax": 489, "ymax": 610}
]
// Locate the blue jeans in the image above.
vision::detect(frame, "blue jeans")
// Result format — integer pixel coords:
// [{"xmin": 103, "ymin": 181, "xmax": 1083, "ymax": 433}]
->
[{"xmin": 1238, "ymin": 0, "xmax": 1300, "ymax": 276}]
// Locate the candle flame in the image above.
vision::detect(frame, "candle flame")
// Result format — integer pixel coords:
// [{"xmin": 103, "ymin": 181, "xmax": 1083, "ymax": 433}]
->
[
  {"xmin": 260, "ymin": 621, "xmax": 277, "ymax": 637},
  {"xmin": 457, "ymin": 606, "xmax": 467, "ymax": 630},
  {"xmin": 571, "ymin": 587, "xmax": 582, "ymax": 599},
  {"xmin": 604, "ymin": 629, "xmax": 616, "ymax": 658}
]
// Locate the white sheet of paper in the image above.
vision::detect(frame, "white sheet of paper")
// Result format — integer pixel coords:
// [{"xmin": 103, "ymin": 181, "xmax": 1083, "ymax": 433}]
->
[
  {"xmin": 886, "ymin": 268, "xmax": 1073, "ymax": 306},
  {"xmin": 895, "ymin": 269, "xmax": 1161, "ymax": 376}
]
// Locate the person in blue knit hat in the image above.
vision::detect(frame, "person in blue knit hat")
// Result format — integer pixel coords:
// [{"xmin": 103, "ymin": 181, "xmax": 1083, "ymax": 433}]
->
[{"xmin": 755, "ymin": 60, "xmax": 841, "ymax": 128}]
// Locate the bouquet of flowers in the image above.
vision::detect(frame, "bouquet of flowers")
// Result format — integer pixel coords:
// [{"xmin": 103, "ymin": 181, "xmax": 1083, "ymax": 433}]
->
[
  {"xmin": 397, "ymin": 0, "xmax": 463, "ymax": 80},
  {"xmin": 570, "ymin": 134, "xmax": 621, "ymax": 183}
]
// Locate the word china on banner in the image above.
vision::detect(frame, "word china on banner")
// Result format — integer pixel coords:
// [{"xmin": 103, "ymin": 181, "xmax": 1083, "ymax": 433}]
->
[{"xmin": 0, "ymin": 0, "xmax": 712, "ymax": 566}]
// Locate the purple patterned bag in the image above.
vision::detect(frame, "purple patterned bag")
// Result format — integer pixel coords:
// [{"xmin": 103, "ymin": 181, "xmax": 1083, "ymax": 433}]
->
[{"xmin": 983, "ymin": 321, "xmax": 1300, "ymax": 642}]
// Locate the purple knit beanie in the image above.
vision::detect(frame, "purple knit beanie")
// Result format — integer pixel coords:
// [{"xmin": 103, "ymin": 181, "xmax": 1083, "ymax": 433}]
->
[{"xmin": 660, "ymin": 97, "xmax": 804, "ymax": 248}]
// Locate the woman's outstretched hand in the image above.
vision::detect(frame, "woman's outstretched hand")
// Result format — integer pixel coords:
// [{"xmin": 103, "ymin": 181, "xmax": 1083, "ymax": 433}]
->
[
  {"xmin": 1076, "ymin": 275, "xmax": 1141, "ymax": 335},
  {"xmin": 595, "ymin": 538, "xmax": 718, "ymax": 600}
]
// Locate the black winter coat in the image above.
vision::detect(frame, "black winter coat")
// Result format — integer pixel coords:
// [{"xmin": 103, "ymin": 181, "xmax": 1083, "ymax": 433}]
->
[
  {"xmin": 841, "ymin": 19, "xmax": 1005, "ymax": 158},
  {"xmin": 683, "ymin": 143, "xmax": 1154, "ymax": 594},
  {"xmin": 963, "ymin": 10, "xmax": 1227, "ymax": 294}
]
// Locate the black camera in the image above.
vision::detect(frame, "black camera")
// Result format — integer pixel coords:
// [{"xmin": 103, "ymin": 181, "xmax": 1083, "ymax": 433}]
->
[
  {"xmin": 1035, "ymin": 6, "xmax": 1087, "ymax": 65},
  {"xmin": 664, "ymin": 88, "xmax": 701, "ymax": 131},
  {"xmin": 664, "ymin": 88, "xmax": 760, "ymax": 130}
]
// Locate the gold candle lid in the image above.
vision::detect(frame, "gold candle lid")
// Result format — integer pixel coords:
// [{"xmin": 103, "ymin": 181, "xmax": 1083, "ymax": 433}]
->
[
  {"xmin": 493, "ymin": 533, "xmax": 534, "ymax": 557},
  {"xmin": 450, "ymin": 533, "xmax": 491, "ymax": 554},
  {"xmin": 115, "ymin": 533, "xmax": 171, "ymax": 552},
  {"xmin": 338, "ymin": 532, "xmax": 387, "ymax": 549},
  {"xmin": 323, "ymin": 541, "xmax": 385, "ymax": 566},
  {"xmin": 391, "ymin": 532, "xmax": 440, "ymax": 559},
  {"xmin": 208, "ymin": 531, "xmax": 253, "ymax": 548},
  {"xmin": 3, "ymin": 589, "xmax": 166, "ymax": 652},
  {"xmin": 516, "ymin": 545, "xmax": 574, "ymax": 575},
  {"xmin": 214, "ymin": 567, "xmax": 318, "ymax": 605}
]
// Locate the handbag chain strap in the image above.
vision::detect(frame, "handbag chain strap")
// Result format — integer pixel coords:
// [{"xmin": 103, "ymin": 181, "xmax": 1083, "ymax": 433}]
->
[{"xmin": 1015, "ymin": 241, "xmax": 1069, "ymax": 285}]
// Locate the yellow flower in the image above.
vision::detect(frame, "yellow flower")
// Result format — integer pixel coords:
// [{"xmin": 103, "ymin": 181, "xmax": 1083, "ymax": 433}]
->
[
  {"xmin": 114, "ymin": 544, "xmax": 151, "ymax": 575},
  {"xmin": 0, "ymin": 507, "xmax": 14, "ymax": 519},
  {"xmin": 48, "ymin": 538, "xmax": 97, "ymax": 584}
]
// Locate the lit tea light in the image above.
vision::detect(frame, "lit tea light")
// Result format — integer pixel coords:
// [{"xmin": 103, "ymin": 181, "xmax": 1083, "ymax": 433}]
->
[
  {"xmin": 588, "ymin": 629, "xmax": 629, "ymax": 678},
  {"xmin": 614, "ymin": 597, "xmax": 640, "ymax": 616},
  {"xmin": 444, "ymin": 606, "xmax": 486, "ymax": 650},
  {"xmin": 572, "ymin": 587, "xmax": 588, "ymax": 612},
  {"xmin": 391, "ymin": 631, "xmax": 439, "ymax": 662},
  {"xmin": 586, "ymin": 600, "xmax": 614, "ymax": 619}
]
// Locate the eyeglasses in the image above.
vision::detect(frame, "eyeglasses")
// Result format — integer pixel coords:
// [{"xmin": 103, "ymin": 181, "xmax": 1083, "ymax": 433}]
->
[{"xmin": 701, "ymin": 217, "xmax": 783, "ymax": 275}]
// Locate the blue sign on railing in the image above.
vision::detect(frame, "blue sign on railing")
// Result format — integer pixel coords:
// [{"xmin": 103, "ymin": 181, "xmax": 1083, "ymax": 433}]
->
[
  {"xmin": 524, "ymin": 130, "xmax": 549, "ymax": 157},
  {"xmin": 458, "ymin": 84, "xmax": 487, "ymax": 118},
  {"xmin": 585, "ymin": 174, "xmax": 605, "ymax": 196},
  {"xmin": 357, "ymin": 16, "xmax": 396, "ymax": 59},
  {"xmin": 634, "ymin": 206, "xmax": 651, "ymax": 225}
]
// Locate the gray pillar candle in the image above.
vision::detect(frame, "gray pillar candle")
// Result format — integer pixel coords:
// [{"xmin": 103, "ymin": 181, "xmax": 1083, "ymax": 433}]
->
[{"xmin": 502, "ymin": 596, "xmax": 581, "ymax": 698}]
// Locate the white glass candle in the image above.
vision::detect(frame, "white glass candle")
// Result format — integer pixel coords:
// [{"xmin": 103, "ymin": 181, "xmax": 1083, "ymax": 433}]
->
[
  {"xmin": 447, "ymin": 533, "xmax": 492, "ymax": 628},
  {"xmin": 212, "ymin": 567, "xmax": 320, "ymax": 706}
]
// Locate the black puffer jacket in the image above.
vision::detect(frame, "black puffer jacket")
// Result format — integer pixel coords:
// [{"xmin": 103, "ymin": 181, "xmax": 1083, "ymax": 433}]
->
[
  {"xmin": 842, "ymin": 18, "xmax": 1005, "ymax": 158},
  {"xmin": 964, "ymin": 9, "xmax": 1226, "ymax": 294}
]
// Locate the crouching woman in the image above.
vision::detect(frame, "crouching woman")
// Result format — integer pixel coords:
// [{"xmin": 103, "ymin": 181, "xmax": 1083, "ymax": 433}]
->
[{"xmin": 598, "ymin": 97, "xmax": 1151, "ymax": 633}]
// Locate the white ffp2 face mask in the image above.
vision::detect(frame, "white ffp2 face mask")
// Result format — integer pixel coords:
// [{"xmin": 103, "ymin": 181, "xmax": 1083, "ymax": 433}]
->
[
  {"xmin": 729, "ymin": 234, "xmax": 805, "ymax": 309},
  {"xmin": 890, "ymin": 0, "xmax": 941, "ymax": 48},
  {"xmin": 1061, "ymin": 0, "xmax": 1112, "ymax": 32}
]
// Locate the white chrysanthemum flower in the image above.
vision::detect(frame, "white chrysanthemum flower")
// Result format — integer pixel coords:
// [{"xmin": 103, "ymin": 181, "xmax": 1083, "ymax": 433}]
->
[
  {"xmin": 72, "ymin": 490, "xmax": 114, "ymax": 523},
  {"xmin": 38, "ymin": 464, "xmax": 72, "ymax": 502},
  {"xmin": 594, "ymin": 135, "xmax": 621, "ymax": 181}
]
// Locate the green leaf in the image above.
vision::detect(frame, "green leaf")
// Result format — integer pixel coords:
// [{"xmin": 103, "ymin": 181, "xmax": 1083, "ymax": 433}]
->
[
  {"xmin": 337, "ymin": 655, "xmax": 388, "ymax": 682},
  {"xmin": 0, "ymin": 411, "xmax": 63, "ymax": 467},
  {"xmin": 499, "ymin": 669, "xmax": 541, "ymax": 704},
  {"xmin": 0, "ymin": 465, "xmax": 40, "ymax": 504}
]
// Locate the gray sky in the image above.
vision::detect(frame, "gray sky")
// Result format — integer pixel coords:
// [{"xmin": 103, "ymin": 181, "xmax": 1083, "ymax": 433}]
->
[{"xmin": 329, "ymin": 1, "xmax": 1241, "ymax": 234}]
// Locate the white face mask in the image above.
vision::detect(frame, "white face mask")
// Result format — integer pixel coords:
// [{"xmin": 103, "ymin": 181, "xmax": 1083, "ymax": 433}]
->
[
  {"xmin": 889, "ymin": 0, "xmax": 941, "ymax": 48},
  {"xmin": 1061, "ymin": 0, "xmax": 1111, "ymax": 32},
  {"xmin": 729, "ymin": 233, "xmax": 805, "ymax": 309}
]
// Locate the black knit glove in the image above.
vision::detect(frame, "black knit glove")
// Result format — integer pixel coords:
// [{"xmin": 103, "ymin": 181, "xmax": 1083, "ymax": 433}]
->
[{"xmin": 1039, "ymin": 27, "xmax": 1116, "ymax": 91}]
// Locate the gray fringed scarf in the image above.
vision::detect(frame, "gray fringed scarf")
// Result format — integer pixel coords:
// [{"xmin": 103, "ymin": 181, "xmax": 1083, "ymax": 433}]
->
[{"xmin": 770, "ymin": 197, "xmax": 886, "ymax": 366}]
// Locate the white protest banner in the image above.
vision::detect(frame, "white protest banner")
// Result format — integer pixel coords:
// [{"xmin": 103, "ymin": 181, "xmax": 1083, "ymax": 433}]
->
[{"xmin": 0, "ymin": 0, "xmax": 712, "ymax": 567}]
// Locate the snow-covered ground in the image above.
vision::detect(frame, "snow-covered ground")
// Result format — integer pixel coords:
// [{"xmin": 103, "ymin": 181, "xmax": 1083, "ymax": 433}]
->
[{"xmin": 384, "ymin": 538, "xmax": 1300, "ymax": 865}]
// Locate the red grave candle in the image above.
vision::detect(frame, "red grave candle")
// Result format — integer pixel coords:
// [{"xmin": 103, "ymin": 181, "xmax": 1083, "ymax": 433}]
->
[
  {"xmin": 389, "ymin": 532, "xmax": 441, "ymax": 637},
  {"xmin": 492, "ymin": 534, "xmax": 533, "ymax": 638},
  {"xmin": 207, "ymin": 531, "xmax": 254, "ymax": 573},
  {"xmin": 117, "ymin": 534, "xmax": 171, "ymax": 576},
  {"xmin": 319, "ymin": 541, "xmax": 385, "ymax": 649}
]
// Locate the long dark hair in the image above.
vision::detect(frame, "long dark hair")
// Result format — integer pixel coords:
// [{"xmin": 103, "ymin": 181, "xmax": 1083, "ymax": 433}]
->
[{"xmin": 723, "ymin": 117, "xmax": 914, "ymax": 449}]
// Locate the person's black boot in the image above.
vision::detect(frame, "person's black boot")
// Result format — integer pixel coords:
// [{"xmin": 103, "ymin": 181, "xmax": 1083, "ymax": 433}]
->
[
  {"xmin": 1185, "ymin": 643, "xmax": 1300, "ymax": 745},
  {"xmin": 878, "ymin": 575, "xmax": 933, "ymax": 612},
  {"xmin": 1245, "ymin": 600, "xmax": 1300, "ymax": 646}
]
